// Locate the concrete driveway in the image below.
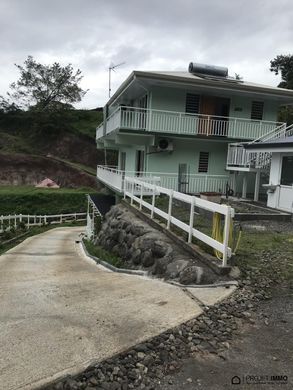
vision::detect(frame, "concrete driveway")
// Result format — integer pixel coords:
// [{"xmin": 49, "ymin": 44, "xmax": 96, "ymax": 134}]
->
[{"xmin": 0, "ymin": 227, "xmax": 205, "ymax": 390}]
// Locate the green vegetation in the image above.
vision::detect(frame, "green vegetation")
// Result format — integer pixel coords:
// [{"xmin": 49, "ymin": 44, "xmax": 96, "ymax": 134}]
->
[
  {"xmin": 83, "ymin": 239, "xmax": 123, "ymax": 268},
  {"xmin": 0, "ymin": 186, "xmax": 95, "ymax": 215}
]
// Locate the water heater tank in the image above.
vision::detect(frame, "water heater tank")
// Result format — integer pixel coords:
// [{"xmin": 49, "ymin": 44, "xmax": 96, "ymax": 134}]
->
[{"xmin": 188, "ymin": 62, "xmax": 228, "ymax": 78}]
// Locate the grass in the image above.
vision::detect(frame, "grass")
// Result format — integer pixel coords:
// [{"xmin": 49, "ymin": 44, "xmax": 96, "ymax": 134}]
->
[
  {"xmin": 0, "ymin": 186, "xmax": 97, "ymax": 215},
  {"xmin": 83, "ymin": 239, "xmax": 124, "ymax": 268}
]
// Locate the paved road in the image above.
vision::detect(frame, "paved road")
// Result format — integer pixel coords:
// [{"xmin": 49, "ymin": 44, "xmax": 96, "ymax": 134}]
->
[{"xmin": 0, "ymin": 227, "xmax": 203, "ymax": 390}]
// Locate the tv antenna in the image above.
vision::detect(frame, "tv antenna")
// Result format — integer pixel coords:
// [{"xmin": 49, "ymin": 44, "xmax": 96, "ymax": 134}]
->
[{"xmin": 108, "ymin": 61, "xmax": 125, "ymax": 98}]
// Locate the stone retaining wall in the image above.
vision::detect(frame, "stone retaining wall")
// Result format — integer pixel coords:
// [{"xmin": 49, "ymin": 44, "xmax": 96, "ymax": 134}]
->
[{"xmin": 95, "ymin": 204, "xmax": 219, "ymax": 285}]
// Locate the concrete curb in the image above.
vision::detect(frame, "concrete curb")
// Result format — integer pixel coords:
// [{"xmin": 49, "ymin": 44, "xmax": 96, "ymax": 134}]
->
[
  {"xmin": 79, "ymin": 239, "xmax": 238, "ymax": 289},
  {"xmin": 79, "ymin": 239, "xmax": 148, "ymax": 277}
]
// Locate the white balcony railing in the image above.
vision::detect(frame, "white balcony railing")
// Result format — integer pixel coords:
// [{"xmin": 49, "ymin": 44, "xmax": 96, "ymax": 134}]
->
[
  {"xmin": 97, "ymin": 165, "xmax": 230, "ymax": 194},
  {"xmin": 96, "ymin": 106, "xmax": 284, "ymax": 141},
  {"xmin": 226, "ymin": 123, "xmax": 292, "ymax": 170}
]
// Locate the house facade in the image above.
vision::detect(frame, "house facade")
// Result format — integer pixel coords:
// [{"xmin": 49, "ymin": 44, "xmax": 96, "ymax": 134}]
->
[
  {"xmin": 96, "ymin": 63, "xmax": 293, "ymax": 199},
  {"xmin": 245, "ymin": 134, "xmax": 293, "ymax": 212}
]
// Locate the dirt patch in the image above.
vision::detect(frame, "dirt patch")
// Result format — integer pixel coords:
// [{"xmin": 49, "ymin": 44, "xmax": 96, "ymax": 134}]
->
[{"xmin": 0, "ymin": 153, "xmax": 100, "ymax": 188}]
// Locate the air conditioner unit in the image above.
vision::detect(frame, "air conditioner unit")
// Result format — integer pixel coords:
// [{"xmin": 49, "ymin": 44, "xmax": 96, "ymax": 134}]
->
[{"xmin": 157, "ymin": 138, "xmax": 173, "ymax": 152}]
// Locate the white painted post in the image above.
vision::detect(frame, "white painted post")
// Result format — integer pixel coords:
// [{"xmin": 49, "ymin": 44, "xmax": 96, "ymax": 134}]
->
[
  {"xmin": 14, "ymin": 215, "xmax": 17, "ymax": 229},
  {"xmin": 242, "ymin": 174, "xmax": 247, "ymax": 199},
  {"xmin": 151, "ymin": 185, "xmax": 156, "ymax": 219},
  {"xmin": 27, "ymin": 215, "xmax": 30, "ymax": 229},
  {"xmin": 60, "ymin": 214, "xmax": 63, "ymax": 223},
  {"xmin": 188, "ymin": 197, "xmax": 195, "ymax": 243},
  {"xmin": 254, "ymin": 170, "xmax": 261, "ymax": 201},
  {"xmin": 167, "ymin": 190, "xmax": 173, "ymax": 230},
  {"xmin": 131, "ymin": 180, "xmax": 134, "ymax": 205},
  {"xmin": 8, "ymin": 215, "xmax": 11, "ymax": 229},
  {"xmin": 44, "ymin": 215, "xmax": 47, "ymax": 224},
  {"xmin": 75, "ymin": 212, "xmax": 77, "ymax": 220},
  {"xmin": 34, "ymin": 215, "xmax": 36, "ymax": 225},
  {"xmin": 139, "ymin": 182, "xmax": 143, "ymax": 210},
  {"xmin": 222, "ymin": 207, "xmax": 231, "ymax": 267},
  {"xmin": 20, "ymin": 214, "xmax": 22, "ymax": 223}
]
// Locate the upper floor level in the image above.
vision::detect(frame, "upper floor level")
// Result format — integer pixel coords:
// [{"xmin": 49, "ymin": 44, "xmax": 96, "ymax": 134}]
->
[{"xmin": 97, "ymin": 65, "xmax": 293, "ymax": 143}]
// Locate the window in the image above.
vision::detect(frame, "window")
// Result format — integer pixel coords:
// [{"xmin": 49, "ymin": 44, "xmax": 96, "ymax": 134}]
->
[
  {"xmin": 251, "ymin": 101, "xmax": 264, "ymax": 120},
  {"xmin": 198, "ymin": 152, "xmax": 209, "ymax": 173},
  {"xmin": 186, "ymin": 93, "xmax": 200, "ymax": 114},
  {"xmin": 281, "ymin": 156, "xmax": 293, "ymax": 185}
]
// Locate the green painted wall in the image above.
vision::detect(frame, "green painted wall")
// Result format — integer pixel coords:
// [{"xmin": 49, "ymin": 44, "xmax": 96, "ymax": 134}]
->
[{"xmin": 150, "ymin": 86, "xmax": 279, "ymax": 123}]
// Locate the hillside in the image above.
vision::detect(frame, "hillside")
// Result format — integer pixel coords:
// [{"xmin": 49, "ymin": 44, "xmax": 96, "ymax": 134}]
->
[{"xmin": 0, "ymin": 109, "xmax": 117, "ymax": 188}]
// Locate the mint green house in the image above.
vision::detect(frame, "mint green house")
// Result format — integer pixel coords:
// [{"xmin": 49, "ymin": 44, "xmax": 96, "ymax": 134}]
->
[{"xmin": 96, "ymin": 63, "xmax": 293, "ymax": 200}]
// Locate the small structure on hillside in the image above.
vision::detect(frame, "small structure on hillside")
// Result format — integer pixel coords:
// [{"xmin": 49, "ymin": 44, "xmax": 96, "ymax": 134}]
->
[{"xmin": 35, "ymin": 178, "xmax": 60, "ymax": 189}]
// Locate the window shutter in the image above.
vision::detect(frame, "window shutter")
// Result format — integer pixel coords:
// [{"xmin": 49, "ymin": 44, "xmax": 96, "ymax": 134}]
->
[
  {"xmin": 251, "ymin": 101, "xmax": 264, "ymax": 120},
  {"xmin": 186, "ymin": 93, "xmax": 200, "ymax": 114},
  {"xmin": 198, "ymin": 152, "xmax": 209, "ymax": 173}
]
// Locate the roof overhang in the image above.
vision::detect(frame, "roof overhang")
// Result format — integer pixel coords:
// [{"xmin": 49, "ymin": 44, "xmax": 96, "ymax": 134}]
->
[{"xmin": 107, "ymin": 70, "xmax": 293, "ymax": 107}]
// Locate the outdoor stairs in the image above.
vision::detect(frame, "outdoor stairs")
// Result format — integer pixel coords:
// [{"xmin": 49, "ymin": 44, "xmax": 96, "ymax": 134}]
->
[{"xmin": 226, "ymin": 123, "xmax": 293, "ymax": 172}]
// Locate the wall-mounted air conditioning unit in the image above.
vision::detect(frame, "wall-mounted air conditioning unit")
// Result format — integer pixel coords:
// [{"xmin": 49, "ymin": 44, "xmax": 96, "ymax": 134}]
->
[{"xmin": 157, "ymin": 138, "xmax": 173, "ymax": 152}]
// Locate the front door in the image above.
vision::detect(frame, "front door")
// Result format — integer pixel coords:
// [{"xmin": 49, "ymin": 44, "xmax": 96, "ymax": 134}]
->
[
  {"xmin": 136, "ymin": 150, "xmax": 145, "ymax": 176},
  {"xmin": 178, "ymin": 163, "xmax": 189, "ymax": 193},
  {"xmin": 199, "ymin": 96, "xmax": 230, "ymax": 136}
]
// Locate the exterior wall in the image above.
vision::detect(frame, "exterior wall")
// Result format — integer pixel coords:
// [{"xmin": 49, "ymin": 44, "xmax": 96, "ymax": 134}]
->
[
  {"xmin": 149, "ymin": 86, "xmax": 279, "ymax": 123},
  {"xmin": 267, "ymin": 152, "xmax": 293, "ymax": 211}
]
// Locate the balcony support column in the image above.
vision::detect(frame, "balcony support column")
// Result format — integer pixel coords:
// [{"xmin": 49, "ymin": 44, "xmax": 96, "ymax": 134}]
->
[
  {"xmin": 254, "ymin": 170, "xmax": 261, "ymax": 201},
  {"xmin": 242, "ymin": 173, "xmax": 247, "ymax": 199}
]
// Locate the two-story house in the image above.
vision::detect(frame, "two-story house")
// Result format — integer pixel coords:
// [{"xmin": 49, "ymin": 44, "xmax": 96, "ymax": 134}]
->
[{"xmin": 96, "ymin": 62, "xmax": 293, "ymax": 200}]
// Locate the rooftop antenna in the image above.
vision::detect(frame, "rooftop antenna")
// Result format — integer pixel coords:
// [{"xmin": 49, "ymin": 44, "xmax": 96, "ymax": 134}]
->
[{"xmin": 108, "ymin": 61, "xmax": 125, "ymax": 98}]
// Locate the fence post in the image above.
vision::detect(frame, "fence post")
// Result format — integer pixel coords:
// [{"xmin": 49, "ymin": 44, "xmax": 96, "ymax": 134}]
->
[
  {"xmin": 27, "ymin": 215, "xmax": 30, "ymax": 229},
  {"xmin": 139, "ymin": 182, "xmax": 143, "ymax": 210},
  {"xmin": 222, "ymin": 206, "xmax": 231, "ymax": 267},
  {"xmin": 188, "ymin": 197, "xmax": 195, "ymax": 243},
  {"xmin": 131, "ymin": 180, "xmax": 134, "ymax": 205},
  {"xmin": 123, "ymin": 179, "xmax": 126, "ymax": 200},
  {"xmin": 60, "ymin": 214, "xmax": 63, "ymax": 223},
  {"xmin": 20, "ymin": 214, "xmax": 22, "ymax": 223},
  {"xmin": 167, "ymin": 190, "xmax": 173, "ymax": 230},
  {"xmin": 14, "ymin": 214, "xmax": 17, "ymax": 229},
  {"xmin": 44, "ymin": 215, "xmax": 47, "ymax": 225},
  {"xmin": 151, "ymin": 185, "xmax": 156, "ymax": 219}
]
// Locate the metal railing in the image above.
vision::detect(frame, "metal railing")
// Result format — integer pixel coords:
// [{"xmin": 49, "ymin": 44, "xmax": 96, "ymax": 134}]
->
[
  {"xmin": 226, "ymin": 123, "xmax": 292, "ymax": 170},
  {"xmin": 97, "ymin": 165, "xmax": 230, "ymax": 194},
  {"xmin": 124, "ymin": 176, "xmax": 234, "ymax": 267},
  {"xmin": 96, "ymin": 106, "xmax": 283, "ymax": 141},
  {"xmin": 0, "ymin": 212, "xmax": 86, "ymax": 233}
]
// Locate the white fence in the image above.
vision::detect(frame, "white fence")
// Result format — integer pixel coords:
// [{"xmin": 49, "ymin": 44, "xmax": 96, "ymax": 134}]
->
[
  {"xmin": 96, "ymin": 106, "xmax": 283, "ymax": 141},
  {"xmin": 97, "ymin": 165, "xmax": 230, "ymax": 194},
  {"xmin": 0, "ymin": 212, "xmax": 86, "ymax": 233},
  {"xmin": 124, "ymin": 177, "xmax": 234, "ymax": 267}
]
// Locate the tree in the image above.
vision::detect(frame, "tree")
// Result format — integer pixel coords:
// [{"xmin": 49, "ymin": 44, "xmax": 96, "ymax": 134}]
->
[
  {"xmin": 270, "ymin": 54, "xmax": 293, "ymax": 89},
  {"xmin": 8, "ymin": 56, "xmax": 87, "ymax": 111}
]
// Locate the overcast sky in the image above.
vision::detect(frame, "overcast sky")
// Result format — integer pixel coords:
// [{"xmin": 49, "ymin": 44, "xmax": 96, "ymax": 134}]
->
[{"xmin": 1, "ymin": 0, "xmax": 292, "ymax": 109}]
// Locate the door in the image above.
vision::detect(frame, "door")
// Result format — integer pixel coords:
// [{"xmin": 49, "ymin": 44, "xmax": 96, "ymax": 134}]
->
[
  {"xmin": 178, "ymin": 163, "xmax": 189, "ymax": 193},
  {"xmin": 199, "ymin": 96, "xmax": 230, "ymax": 136},
  {"xmin": 136, "ymin": 150, "xmax": 145, "ymax": 176}
]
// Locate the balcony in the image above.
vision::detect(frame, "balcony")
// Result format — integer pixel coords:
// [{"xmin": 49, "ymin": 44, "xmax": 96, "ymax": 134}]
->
[
  {"xmin": 97, "ymin": 165, "xmax": 230, "ymax": 194},
  {"xmin": 96, "ymin": 106, "xmax": 284, "ymax": 142}
]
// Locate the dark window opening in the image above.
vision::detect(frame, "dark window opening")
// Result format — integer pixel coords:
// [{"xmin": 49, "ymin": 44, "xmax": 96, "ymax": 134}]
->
[
  {"xmin": 198, "ymin": 152, "xmax": 209, "ymax": 173},
  {"xmin": 186, "ymin": 93, "xmax": 200, "ymax": 114},
  {"xmin": 136, "ymin": 150, "xmax": 145, "ymax": 176},
  {"xmin": 251, "ymin": 101, "xmax": 264, "ymax": 120},
  {"xmin": 281, "ymin": 156, "xmax": 293, "ymax": 185}
]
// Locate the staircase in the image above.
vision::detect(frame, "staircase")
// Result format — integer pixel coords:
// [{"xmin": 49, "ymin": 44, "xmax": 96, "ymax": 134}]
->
[{"xmin": 226, "ymin": 123, "xmax": 293, "ymax": 171}]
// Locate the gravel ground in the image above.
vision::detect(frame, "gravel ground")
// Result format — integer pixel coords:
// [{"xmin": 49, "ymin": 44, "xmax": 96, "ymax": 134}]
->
[{"xmin": 44, "ymin": 222, "xmax": 293, "ymax": 390}]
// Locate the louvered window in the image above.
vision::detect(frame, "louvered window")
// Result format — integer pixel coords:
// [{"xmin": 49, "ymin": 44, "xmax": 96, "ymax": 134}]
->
[
  {"xmin": 186, "ymin": 93, "xmax": 200, "ymax": 114},
  {"xmin": 251, "ymin": 101, "xmax": 264, "ymax": 120},
  {"xmin": 198, "ymin": 152, "xmax": 209, "ymax": 173}
]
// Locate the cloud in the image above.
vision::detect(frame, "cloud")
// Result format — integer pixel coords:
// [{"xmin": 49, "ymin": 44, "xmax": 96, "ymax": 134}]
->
[{"xmin": 0, "ymin": 0, "xmax": 292, "ymax": 108}]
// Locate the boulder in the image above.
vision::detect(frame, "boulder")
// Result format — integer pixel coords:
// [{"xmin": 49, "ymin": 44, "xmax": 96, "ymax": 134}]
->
[
  {"xmin": 166, "ymin": 259, "xmax": 190, "ymax": 279},
  {"xmin": 141, "ymin": 250, "xmax": 155, "ymax": 267},
  {"xmin": 179, "ymin": 265, "xmax": 204, "ymax": 285}
]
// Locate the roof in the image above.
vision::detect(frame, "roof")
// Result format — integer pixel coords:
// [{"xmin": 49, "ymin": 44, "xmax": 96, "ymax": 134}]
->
[
  {"xmin": 107, "ymin": 69, "xmax": 293, "ymax": 106},
  {"xmin": 245, "ymin": 135, "xmax": 293, "ymax": 151}
]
